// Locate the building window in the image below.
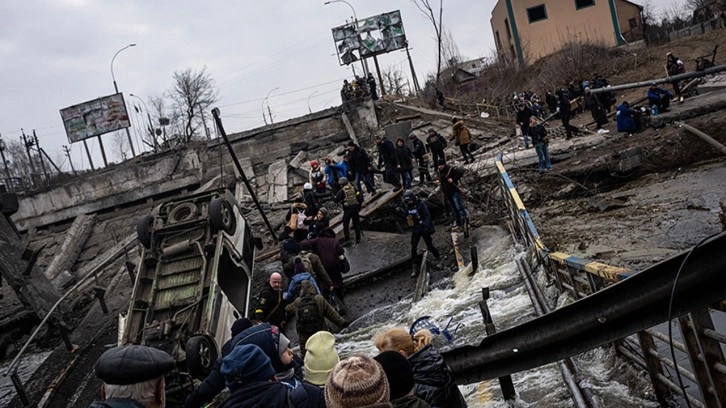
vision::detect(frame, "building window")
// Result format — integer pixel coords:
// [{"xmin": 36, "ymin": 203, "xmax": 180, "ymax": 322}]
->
[
  {"xmin": 575, "ymin": 0, "xmax": 595, "ymax": 9},
  {"xmin": 504, "ymin": 18, "xmax": 512, "ymax": 38},
  {"xmin": 527, "ymin": 5, "xmax": 548, "ymax": 23},
  {"xmin": 629, "ymin": 17, "xmax": 638, "ymax": 28}
]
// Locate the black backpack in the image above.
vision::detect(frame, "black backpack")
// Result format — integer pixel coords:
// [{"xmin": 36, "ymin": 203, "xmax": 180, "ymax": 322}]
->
[{"xmin": 297, "ymin": 295, "xmax": 323, "ymax": 334}]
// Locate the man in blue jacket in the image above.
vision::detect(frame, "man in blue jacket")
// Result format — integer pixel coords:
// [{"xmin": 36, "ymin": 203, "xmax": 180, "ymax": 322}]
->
[
  {"xmin": 647, "ymin": 83, "xmax": 673, "ymax": 113},
  {"xmin": 616, "ymin": 101, "xmax": 639, "ymax": 135}
]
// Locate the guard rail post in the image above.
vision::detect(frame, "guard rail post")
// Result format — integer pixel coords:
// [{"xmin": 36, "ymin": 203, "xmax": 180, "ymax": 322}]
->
[
  {"xmin": 636, "ymin": 331, "xmax": 672, "ymax": 406},
  {"xmin": 679, "ymin": 308, "xmax": 726, "ymax": 406},
  {"xmin": 478, "ymin": 287, "xmax": 517, "ymax": 402}
]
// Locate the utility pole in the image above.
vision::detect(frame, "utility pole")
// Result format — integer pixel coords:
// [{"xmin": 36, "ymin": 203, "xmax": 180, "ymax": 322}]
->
[
  {"xmin": 82, "ymin": 140, "xmax": 95, "ymax": 170},
  {"xmin": 63, "ymin": 145, "xmax": 77, "ymax": 175},
  {"xmin": 405, "ymin": 43, "xmax": 421, "ymax": 96},
  {"xmin": 267, "ymin": 103, "xmax": 274, "ymax": 125},
  {"xmin": 21, "ymin": 129, "xmax": 36, "ymax": 176},
  {"xmin": 0, "ymin": 133, "xmax": 11, "ymax": 186},
  {"xmin": 372, "ymin": 54, "xmax": 386, "ymax": 96},
  {"xmin": 33, "ymin": 130, "xmax": 49, "ymax": 185}
]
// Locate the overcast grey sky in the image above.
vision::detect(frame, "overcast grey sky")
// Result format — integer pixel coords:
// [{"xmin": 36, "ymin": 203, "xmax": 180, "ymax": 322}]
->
[{"xmin": 0, "ymin": 0, "xmax": 671, "ymax": 169}]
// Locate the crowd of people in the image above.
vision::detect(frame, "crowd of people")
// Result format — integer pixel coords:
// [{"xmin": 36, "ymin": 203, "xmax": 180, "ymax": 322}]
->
[
  {"xmin": 90, "ymin": 317, "xmax": 468, "ymax": 408},
  {"xmin": 341, "ymin": 73, "xmax": 378, "ymax": 102}
]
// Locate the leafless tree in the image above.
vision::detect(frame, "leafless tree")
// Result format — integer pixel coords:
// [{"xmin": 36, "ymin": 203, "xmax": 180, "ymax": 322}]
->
[
  {"xmin": 383, "ymin": 66, "xmax": 407, "ymax": 96},
  {"xmin": 442, "ymin": 28, "xmax": 462, "ymax": 72},
  {"xmin": 110, "ymin": 133, "xmax": 130, "ymax": 161},
  {"xmin": 169, "ymin": 67, "xmax": 219, "ymax": 143},
  {"xmin": 410, "ymin": 0, "xmax": 443, "ymax": 85},
  {"xmin": 1, "ymin": 138, "xmax": 38, "ymax": 188}
]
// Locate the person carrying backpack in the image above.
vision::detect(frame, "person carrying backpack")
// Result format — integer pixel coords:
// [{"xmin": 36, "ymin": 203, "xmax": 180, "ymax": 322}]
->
[
  {"xmin": 286, "ymin": 280, "xmax": 347, "ymax": 357},
  {"xmin": 334, "ymin": 177, "xmax": 363, "ymax": 244}
]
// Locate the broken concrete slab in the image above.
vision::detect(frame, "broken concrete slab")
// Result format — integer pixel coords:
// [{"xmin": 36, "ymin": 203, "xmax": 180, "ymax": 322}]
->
[
  {"xmin": 266, "ymin": 160, "xmax": 288, "ymax": 203},
  {"xmin": 45, "ymin": 213, "xmax": 97, "ymax": 288}
]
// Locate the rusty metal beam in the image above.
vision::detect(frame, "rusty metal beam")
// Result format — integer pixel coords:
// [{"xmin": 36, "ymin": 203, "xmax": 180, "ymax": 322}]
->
[{"xmin": 443, "ymin": 232, "xmax": 726, "ymax": 384}]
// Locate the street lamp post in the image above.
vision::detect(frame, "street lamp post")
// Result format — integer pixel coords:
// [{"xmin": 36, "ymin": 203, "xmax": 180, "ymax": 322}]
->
[
  {"xmin": 262, "ymin": 87, "xmax": 279, "ymax": 125},
  {"xmin": 308, "ymin": 91, "xmax": 319, "ymax": 113},
  {"xmin": 111, "ymin": 43, "xmax": 137, "ymax": 160},
  {"xmin": 129, "ymin": 93, "xmax": 158, "ymax": 152},
  {"xmin": 324, "ymin": 0, "xmax": 369, "ymax": 77}
]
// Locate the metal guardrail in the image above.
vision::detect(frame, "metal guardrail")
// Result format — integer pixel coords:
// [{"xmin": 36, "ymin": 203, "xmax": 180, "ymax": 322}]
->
[
  {"xmin": 2, "ymin": 234, "xmax": 136, "ymax": 405},
  {"xmin": 442, "ymin": 155, "xmax": 726, "ymax": 407}
]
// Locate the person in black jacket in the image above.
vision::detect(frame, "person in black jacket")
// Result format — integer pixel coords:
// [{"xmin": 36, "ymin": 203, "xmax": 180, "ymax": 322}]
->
[
  {"xmin": 403, "ymin": 190, "xmax": 441, "ymax": 276},
  {"xmin": 437, "ymin": 159, "xmax": 469, "ymax": 234},
  {"xmin": 557, "ymin": 89, "xmax": 580, "ymax": 140},
  {"xmin": 409, "ymin": 133, "xmax": 431, "ymax": 185},
  {"xmin": 425, "ymin": 128, "xmax": 447, "ymax": 168},
  {"xmin": 251, "ymin": 273, "xmax": 287, "ymax": 328},
  {"xmin": 395, "ymin": 137, "xmax": 414, "ymax": 189},
  {"xmin": 184, "ymin": 318, "xmax": 254, "ymax": 408},
  {"xmin": 219, "ymin": 344, "xmax": 325, "ymax": 408},
  {"xmin": 375, "ymin": 135, "xmax": 401, "ymax": 189},
  {"xmin": 374, "ymin": 328, "xmax": 467, "ymax": 408},
  {"xmin": 583, "ymin": 87, "xmax": 608, "ymax": 129},
  {"xmin": 516, "ymin": 103, "xmax": 533, "ymax": 148},
  {"xmin": 346, "ymin": 142, "xmax": 377, "ymax": 196}
]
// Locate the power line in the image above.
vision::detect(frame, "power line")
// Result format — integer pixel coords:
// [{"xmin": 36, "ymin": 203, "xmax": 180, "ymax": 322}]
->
[{"xmin": 217, "ymin": 78, "xmax": 345, "ymax": 108}]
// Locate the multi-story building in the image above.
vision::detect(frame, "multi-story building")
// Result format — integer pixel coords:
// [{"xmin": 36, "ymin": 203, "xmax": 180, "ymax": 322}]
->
[{"xmin": 491, "ymin": 0, "xmax": 644, "ymax": 66}]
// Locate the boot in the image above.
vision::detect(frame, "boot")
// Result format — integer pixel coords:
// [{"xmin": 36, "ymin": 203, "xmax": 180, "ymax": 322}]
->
[{"xmin": 411, "ymin": 264, "xmax": 419, "ymax": 277}]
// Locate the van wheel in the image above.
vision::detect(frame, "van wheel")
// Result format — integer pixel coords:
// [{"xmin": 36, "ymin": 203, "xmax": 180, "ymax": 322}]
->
[
  {"xmin": 186, "ymin": 335, "xmax": 218, "ymax": 377},
  {"xmin": 210, "ymin": 198, "xmax": 236, "ymax": 233},
  {"xmin": 137, "ymin": 215, "xmax": 154, "ymax": 249}
]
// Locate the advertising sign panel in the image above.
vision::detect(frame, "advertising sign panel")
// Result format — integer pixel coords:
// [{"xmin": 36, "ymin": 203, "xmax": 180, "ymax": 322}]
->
[
  {"xmin": 60, "ymin": 93, "xmax": 131, "ymax": 143},
  {"xmin": 331, "ymin": 10, "xmax": 407, "ymax": 66}
]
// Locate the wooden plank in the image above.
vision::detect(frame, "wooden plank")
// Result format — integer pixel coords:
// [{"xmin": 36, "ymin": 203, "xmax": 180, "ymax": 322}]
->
[{"xmin": 45, "ymin": 213, "xmax": 97, "ymax": 288}]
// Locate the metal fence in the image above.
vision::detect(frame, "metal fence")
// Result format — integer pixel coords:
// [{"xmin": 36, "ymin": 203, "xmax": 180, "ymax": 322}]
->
[{"xmin": 493, "ymin": 154, "xmax": 726, "ymax": 407}]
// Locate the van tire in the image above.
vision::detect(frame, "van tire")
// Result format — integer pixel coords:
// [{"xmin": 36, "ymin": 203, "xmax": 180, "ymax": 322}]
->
[
  {"xmin": 210, "ymin": 198, "xmax": 236, "ymax": 233},
  {"xmin": 186, "ymin": 335, "xmax": 218, "ymax": 377},
  {"xmin": 137, "ymin": 215, "xmax": 154, "ymax": 249}
]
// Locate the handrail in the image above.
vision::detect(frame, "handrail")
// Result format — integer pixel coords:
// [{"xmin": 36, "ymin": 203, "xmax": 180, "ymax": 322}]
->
[
  {"xmin": 3, "ymin": 234, "xmax": 136, "ymax": 376},
  {"xmin": 494, "ymin": 154, "xmax": 631, "ymax": 282}
]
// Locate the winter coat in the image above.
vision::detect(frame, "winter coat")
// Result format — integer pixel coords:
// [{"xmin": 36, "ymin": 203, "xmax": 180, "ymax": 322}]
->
[
  {"xmin": 392, "ymin": 395, "xmax": 432, "ymax": 408},
  {"xmin": 395, "ymin": 140, "xmax": 414, "ymax": 171},
  {"xmin": 451, "ymin": 121, "xmax": 472, "ymax": 145},
  {"xmin": 616, "ymin": 103, "xmax": 638, "ymax": 133},
  {"xmin": 252, "ymin": 282, "xmax": 287, "ymax": 329},
  {"xmin": 325, "ymin": 161, "xmax": 347, "ymax": 186},
  {"xmin": 647, "ymin": 87, "xmax": 672, "ymax": 106},
  {"xmin": 557, "ymin": 93, "xmax": 572, "ymax": 119},
  {"xmin": 377, "ymin": 138, "xmax": 399, "ymax": 168},
  {"xmin": 285, "ymin": 272, "xmax": 321, "ymax": 301},
  {"xmin": 528, "ymin": 124, "xmax": 548, "ymax": 145},
  {"xmin": 516, "ymin": 106, "xmax": 533, "ymax": 126},
  {"xmin": 306, "ymin": 230, "xmax": 345, "ymax": 288},
  {"xmin": 407, "ymin": 200, "xmax": 433, "ymax": 236},
  {"xmin": 304, "ymin": 217, "xmax": 329, "ymax": 240},
  {"xmin": 296, "ymin": 250, "xmax": 333, "ymax": 289},
  {"xmin": 309, "ymin": 167, "xmax": 326, "ymax": 190},
  {"xmin": 409, "ymin": 345, "xmax": 467, "ymax": 408},
  {"xmin": 438, "ymin": 165, "xmax": 464, "ymax": 197},
  {"xmin": 425, "ymin": 132, "xmax": 446, "ymax": 153},
  {"xmin": 229, "ymin": 323, "xmax": 293, "ymax": 375},
  {"xmin": 285, "ymin": 281, "xmax": 346, "ymax": 334},
  {"xmin": 348, "ymin": 145, "xmax": 373, "ymax": 174},
  {"xmin": 289, "ymin": 380, "xmax": 327, "ymax": 408},
  {"xmin": 88, "ymin": 399, "xmax": 145, "ymax": 408},
  {"xmin": 219, "ymin": 381, "xmax": 292, "ymax": 408},
  {"xmin": 412, "ymin": 138, "xmax": 428, "ymax": 160}
]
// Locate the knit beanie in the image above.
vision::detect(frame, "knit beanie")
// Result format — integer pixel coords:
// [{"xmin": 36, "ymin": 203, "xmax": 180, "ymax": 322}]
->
[
  {"xmin": 221, "ymin": 344, "xmax": 275, "ymax": 391},
  {"xmin": 325, "ymin": 355, "xmax": 390, "ymax": 408},
  {"xmin": 304, "ymin": 331, "xmax": 340, "ymax": 386},
  {"xmin": 277, "ymin": 332, "xmax": 291, "ymax": 358},
  {"xmin": 374, "ymin": 351, "xmax": 414, "ymax": 400}
]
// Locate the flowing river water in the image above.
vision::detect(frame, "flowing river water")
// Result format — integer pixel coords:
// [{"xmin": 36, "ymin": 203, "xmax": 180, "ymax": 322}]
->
[{"xmin": 335, "ymin": 232, "xmax": 660, "ymax": 407}]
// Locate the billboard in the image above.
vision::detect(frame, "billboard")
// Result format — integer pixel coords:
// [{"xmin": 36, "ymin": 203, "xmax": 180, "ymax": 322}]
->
[
  {"xmin": 60, "ymin": 93, "xmax": 131, "ymax": 143},
  {"xmin": 332, "ymin": 10, "xmax": 407, "ymax": 66}
]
